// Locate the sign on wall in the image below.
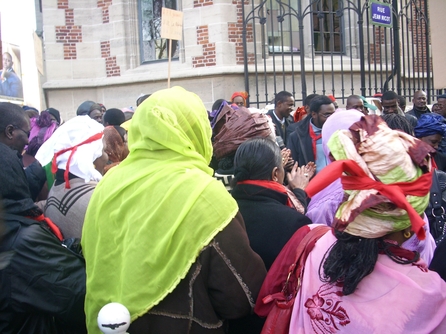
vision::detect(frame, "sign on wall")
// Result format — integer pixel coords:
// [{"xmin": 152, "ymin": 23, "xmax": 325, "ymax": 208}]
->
[{"xmin": 370, "ymin": 0, "xmax": 392, "ymax": 28}]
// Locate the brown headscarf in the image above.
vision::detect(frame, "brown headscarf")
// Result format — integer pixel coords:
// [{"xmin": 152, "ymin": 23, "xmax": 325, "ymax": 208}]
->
[
  {"xmin": 213, "ymin": 105, "xmax": 273, "ymax": 160},
  {"xmin": 103, "ymin": 126, "xmax": 129, "ymax": 173}
]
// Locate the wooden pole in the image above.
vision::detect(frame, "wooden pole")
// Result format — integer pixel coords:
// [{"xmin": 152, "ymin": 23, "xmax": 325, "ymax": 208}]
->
[{"xmin": 167, "ymin": 39, "xmax": 172, "ymax": 88}]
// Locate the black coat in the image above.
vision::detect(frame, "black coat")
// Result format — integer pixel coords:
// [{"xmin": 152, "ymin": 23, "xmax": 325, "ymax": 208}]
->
[
  {"xmin": 430, "ymin": 236, "xmax": 446, "ymax": 281},
  {"xmin": 0, "ymin": 143, "xmax": 86, "ymax": 334},
  {"xmin": 231, "ymin": 183, "xmax": 312, "ymax": 270},
  {"xmin": 287, "ymin": 116, "xmax": 314, "ymax": 166},
  {"xmin": 0, "ymin": 214, "xmax": 87, "ymax": 334}
]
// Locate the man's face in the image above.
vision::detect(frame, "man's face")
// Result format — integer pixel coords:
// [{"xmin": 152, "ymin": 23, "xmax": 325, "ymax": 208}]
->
[
  {"xmin": 89, "ymin": 109, "xmax": 103, "ymax": 123},
  {"xmin": 276, "ymin": 96, "xmax": 295, "ymax": 118},
  {"xmin": 413, "ymin": 91, "xmax": 427, "ymax": 110},
  {"xmin": 11, "ymin": 117, "xmax": 30, "ymax": 153},
  {"xmin": 381, "ymin": 99, "xmax": 399, "ymax": 114},
  {"xmin": 2, "ymin": 54, "xmax": 12, "ymax": 71},
  {"xmin": 436, "ymin": 98, "xmax": 446, "ymax": 118},
  {"xmin": 311, "ymin": 103, "xmax": 335, "ymax": 128},
  {"xmin": 346, "ymin": 97, "xmax": 365, "ymax": 114}
]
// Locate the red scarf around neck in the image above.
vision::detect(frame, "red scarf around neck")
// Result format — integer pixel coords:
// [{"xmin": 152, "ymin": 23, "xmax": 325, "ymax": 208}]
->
[{"xmin": 238, "ymin": 180, "xmax": 293, "ymax": 208}]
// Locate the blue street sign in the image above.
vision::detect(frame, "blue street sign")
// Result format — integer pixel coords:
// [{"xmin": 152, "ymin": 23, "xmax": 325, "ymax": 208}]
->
[{"xmin": 370, "ymin": 0, "xmax": 392, "ymax": 28}]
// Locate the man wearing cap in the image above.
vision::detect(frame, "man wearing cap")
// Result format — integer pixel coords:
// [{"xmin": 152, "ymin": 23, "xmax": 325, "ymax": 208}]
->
[
  {"xmin": 407, "ymin": 90, "xmax": 430, "ymax": 119},
  {"xmin": 76, "ymin": 101, "xmax": 103, "ymax": 123},
  {"xmin": 46, "ymin": 107, "xmax": 61, "ymax": 125},
  {"xmin": 381, "ymin": 91, "xmax": 417, "ymax": 127}
]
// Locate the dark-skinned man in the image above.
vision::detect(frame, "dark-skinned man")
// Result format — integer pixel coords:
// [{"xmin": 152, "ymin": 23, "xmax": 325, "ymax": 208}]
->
[
  {"xmin": 266, "ymin": 91, "xmax": 295, "ymax": 147},
  {"xmin": 287, "ymin": 95, "xmax": 335, "ymax": 174}
]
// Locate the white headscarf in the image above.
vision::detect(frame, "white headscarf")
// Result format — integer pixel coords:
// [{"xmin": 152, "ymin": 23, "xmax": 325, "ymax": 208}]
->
[{"xmin": 36, "ymin": 116, "xmax": 104, "ymax": 185}]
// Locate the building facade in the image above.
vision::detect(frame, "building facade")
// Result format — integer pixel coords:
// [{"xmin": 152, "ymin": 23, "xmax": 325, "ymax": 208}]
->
[
  {"xmin": 43, "ymin": 0, "xmax": 250, "ymax": 119},
  {"xmin": 39, "ymin": 0, "xmax": 440, "ymax": 120}
]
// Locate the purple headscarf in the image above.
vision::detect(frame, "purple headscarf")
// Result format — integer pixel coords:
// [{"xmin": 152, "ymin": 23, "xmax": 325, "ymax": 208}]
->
[{"xmin": 25, "ymin": 111, "xmax": 58, "ymax": 156}]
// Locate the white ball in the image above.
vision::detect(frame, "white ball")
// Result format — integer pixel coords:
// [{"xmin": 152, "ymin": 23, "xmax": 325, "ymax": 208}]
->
[{"xmin": 97, "ymin": 302, "xmax": 131, "ymax": 334}]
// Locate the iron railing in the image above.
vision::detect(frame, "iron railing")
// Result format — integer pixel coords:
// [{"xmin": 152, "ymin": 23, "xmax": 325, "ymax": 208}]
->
[{"xmin": 242, "ymin": 0, "xmax": 437, "ymax": 107}]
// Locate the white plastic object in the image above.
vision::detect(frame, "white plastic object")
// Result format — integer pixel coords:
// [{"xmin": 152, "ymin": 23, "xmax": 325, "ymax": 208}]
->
[{"xmin": 97, "ymin": 302, "xmax": 131, "ymax": 334}]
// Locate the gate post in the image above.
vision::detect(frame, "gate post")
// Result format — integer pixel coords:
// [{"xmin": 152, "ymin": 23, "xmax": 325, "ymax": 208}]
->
[
  {"xmin": 358, "ymin": 0, "xmax": 366, "ymax": 96},
  {"xmin": 392, "ymin": 0, "xmax": 401, "ymax": 95},
  {"xmin": 297, "ymin": 0, "xmax": 307, "ymax": 100}
]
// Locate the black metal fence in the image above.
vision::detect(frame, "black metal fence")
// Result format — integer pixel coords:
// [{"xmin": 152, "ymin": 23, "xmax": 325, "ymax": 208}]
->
[{"xmin": 241, "ymin": 0, "xmax": 437, "ymax": 107}]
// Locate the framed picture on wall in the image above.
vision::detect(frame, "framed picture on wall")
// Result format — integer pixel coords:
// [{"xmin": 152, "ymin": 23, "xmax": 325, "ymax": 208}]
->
[{"xmin": 0, "ymin": 43, "xmax": 23, "ymax": 101}]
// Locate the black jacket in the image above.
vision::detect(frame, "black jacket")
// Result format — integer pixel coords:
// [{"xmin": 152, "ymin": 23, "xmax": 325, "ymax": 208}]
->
[
  {"xmin": 287, "ymin": 116, "xmax": 314, "ymax": 166},
  {"xmin": 0, "ymin": 214, "xmax": 87, "ymax": 334},
  {"xmin": 231, "ymin": 183, "xmax": 312, "ymax": 270},
  {"xmin": 430, "ymin": 235, "xmax": 446, "ymax": 281},
  {"xmin": 266, "ymin": 110, "xmax": 294, "ymax": 146},
  {"xmin": 407, "ymin": 107, "xmax": 431, "ymax": 120}
]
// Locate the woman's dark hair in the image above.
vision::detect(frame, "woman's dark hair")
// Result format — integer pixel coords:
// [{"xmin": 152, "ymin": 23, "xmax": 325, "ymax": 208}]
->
[
  {"xmin": 320, "ymin": 230, "xmax": 419, "ymax": 295},
  {"xmin": 233, "ymin": 137, "xmax": 281, "ymax": 182},
  {"xmin": 320, "ymin": 230, "xmax": 379, "ymax": 295},
  {"xmin": 113, "ymin": 125, "xmax": 127, "ymax": 143},
  {"xmin": 212, "ymin": 99, "xmax": 226, "ymax": 112},
  {"xmin": 381, "ymin": 113, "xmax": 413, "ymax": 135}
]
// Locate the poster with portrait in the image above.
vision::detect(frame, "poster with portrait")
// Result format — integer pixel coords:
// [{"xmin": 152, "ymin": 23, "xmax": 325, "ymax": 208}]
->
[{"xmin": 0, "ymin": 42, "xmax": 23, "ymax": 101}]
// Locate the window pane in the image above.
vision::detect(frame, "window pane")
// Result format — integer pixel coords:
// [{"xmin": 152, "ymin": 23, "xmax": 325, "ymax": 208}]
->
[
  {"xmin": 266, "ymin": 1, "xmax": 300, "ymax": 53},
  {"xmin": 312, "ymin": 0, "xmax": 342, "ymax": 53},
  {"xmin": 139, "ymin": 0, "xmax": 179, "ymax": 62}
]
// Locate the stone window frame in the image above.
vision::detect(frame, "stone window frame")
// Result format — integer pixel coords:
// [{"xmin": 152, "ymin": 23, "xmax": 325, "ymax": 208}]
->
[
  {"xmin": 265, "ymin": 0, "xmax": 343, "ymax": 54},
  {"xmin": 137, "ymin": 0, "xmax": 180, "ymax": 63}
]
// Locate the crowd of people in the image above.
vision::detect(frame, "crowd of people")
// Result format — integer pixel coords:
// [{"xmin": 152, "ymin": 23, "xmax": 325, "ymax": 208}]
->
[{"xmin": 1, "ymin": 87, "xmax": 446, "ymax": 333}]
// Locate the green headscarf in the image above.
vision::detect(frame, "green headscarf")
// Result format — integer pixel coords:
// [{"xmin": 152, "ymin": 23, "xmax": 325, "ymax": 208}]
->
[{"xmin": 82, "ymin": 87, "xmax": 238, "ymax": 333}]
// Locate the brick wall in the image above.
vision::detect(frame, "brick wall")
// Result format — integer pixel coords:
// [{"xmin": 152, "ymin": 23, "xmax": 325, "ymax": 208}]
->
[
  {"xmin": 101, "ymin": 41, "xmax": 121, "ymax": 77},
  {"xmin": 97, "ymin": 0, "xmax": 113, "ymax": 24},
  {"xmin": 230, "ymin": 0, "xmax": 253, "ymax": 65},
  {"xmin": 192, "ymin": 25, "xmax": 216, "ymax": 68},
  {"xmin": 369, "ymin": 27, "xmax": 391, "ymax": 65},
  {"xmin": 369, "ymin": 0, "xmax": 431, "ymax": 73},
  {"xmin": 55, "ymin": 0, "xmax": 121, "ymax": 76},
  {"xmin": 191, "ymin": 0, "xmax": 253, "ymax": 67},
  {"xmin": 193, "ymin": 0, "xmax": 213, "ymax": 7},
  {"xmin": 97, "ymin": 0, "xmax": 121, "ymax": 77},
  {"xmin": 55, "ymin": 2, "xmax": 82, "ymax": 60},
  {"xmin": 409, "ymin": 0, "xmax": 432, "ymax": 72}
]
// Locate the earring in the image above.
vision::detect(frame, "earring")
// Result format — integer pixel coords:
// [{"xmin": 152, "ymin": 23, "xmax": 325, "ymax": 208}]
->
[{"xmin": 403, "ymin": 231, "xmax": 411, "ymax": 239}]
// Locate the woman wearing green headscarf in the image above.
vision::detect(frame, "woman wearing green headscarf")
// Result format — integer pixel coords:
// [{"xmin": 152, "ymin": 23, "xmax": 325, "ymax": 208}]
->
[{"xmin": 81, "ymin": 87, "xmax": 266, "ymax": 333}]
